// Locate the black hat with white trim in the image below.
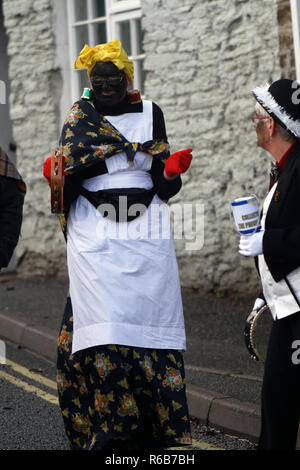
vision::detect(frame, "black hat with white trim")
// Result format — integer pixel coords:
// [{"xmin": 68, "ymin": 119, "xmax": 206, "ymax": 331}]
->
[{"xmin": 252, "ymin": 79, "xmax": 300, "ymax": 138}]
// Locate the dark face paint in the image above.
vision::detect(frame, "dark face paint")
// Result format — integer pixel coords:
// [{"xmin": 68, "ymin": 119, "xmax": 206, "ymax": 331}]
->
[{"xmin": 90, "ymin": 62, "xmax": 128, "ymax": 107}]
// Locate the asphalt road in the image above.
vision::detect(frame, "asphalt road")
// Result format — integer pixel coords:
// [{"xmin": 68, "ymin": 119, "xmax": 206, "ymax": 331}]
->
[
  {"xmin": 0, "ymin": 341, "xmax": 67, "ymax": 450},
  {"xmin": 0, "ymin": 340, "xmax": 257, "ymax": 452}
]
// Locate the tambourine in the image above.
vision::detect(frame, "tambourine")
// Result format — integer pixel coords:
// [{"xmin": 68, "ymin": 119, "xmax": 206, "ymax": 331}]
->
[
  {"xmin": 244, "ymin": 304, "xmax": 271, "ymax": 362},
  {"xmin": 50, "ymin": 148, "xmax": 64, "ymax": 214}
]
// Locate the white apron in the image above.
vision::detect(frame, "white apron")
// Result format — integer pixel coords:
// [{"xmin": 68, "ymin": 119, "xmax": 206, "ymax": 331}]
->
[{"xmin": 66, "ymin": 100, "xmax": 186, "ymax": 354}]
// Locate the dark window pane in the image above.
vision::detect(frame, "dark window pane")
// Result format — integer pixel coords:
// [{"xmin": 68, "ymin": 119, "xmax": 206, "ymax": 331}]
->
[
  {"xmin": 78, "ymin": 70, "xmax": 90, "ymax": 97},
  {"xmin": 120, "ymin": 21, "xmax": 131, "ymax": 56},
  {"xmin": 92, "ymin": 0, "xmax": 106, "ymax": 17},
  {"xmin": 93, "ymin": 22, "xmax": 107, "ymax": 45},
  {"xmin": 75, "ymin": 24, "xmax": 89, "ymax": 53},
  {"xmin": 74, "ymin": 0, "xmax": 87, "ymax": 21},
  {"xmin": 137, "ymin": 59, "xmax": 145, "ymax": 95}
]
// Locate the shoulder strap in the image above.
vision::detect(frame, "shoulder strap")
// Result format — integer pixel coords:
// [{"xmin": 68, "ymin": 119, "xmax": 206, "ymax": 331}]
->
[{"xmin": 51, "ymin": 148, "xmax": 64, "ymax": 213}]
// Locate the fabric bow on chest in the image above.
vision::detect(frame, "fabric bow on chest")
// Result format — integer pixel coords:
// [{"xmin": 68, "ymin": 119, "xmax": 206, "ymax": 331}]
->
[{"xmin": 60, "ymin": 99, "xmax": 170, "ymax": 175}]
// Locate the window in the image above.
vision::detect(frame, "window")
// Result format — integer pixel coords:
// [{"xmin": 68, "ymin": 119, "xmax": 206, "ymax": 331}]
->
[{"xmin": 67, "ymin": 0, "xmax": 145, "ymax": 101}]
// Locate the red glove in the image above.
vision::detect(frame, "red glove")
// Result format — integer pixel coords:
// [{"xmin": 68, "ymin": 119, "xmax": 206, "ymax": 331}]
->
[
  {"xmin": 164, "ymin": 148, "xmax": 193, "ymax": 178},
  {"xmin": 43, "ymin": 155, "xmax": 65, "ymax": 184}
]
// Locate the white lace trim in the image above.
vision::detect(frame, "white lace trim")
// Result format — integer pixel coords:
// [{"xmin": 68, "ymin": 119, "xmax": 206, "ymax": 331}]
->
[{"xmin": 252, "ymin": 84, "xmax": 300, "ymax": 137}]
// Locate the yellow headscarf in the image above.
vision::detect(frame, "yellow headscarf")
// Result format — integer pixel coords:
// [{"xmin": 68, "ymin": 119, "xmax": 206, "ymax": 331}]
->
[{"xmin": 74, "ymin": 39, "xmax": 134, "ymax": 84}]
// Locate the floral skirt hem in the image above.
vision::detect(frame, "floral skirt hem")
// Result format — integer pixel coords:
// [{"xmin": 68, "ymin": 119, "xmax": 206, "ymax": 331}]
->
[{"xmin": 56, "ymin": 296, "xmax": 192, "ymax": 450}]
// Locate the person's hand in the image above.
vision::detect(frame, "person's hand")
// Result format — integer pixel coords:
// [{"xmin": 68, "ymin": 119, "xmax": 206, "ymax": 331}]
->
[
  {"xmin": 239, "ymin": 230, "xmax": 264, "ymax": 257},
  {"xmin": 43, "ymin": 155, "xmax": 65, "ymax": 184},
  {"xmin": 246, "ymin": 297, "xmax": 266, "ymax": 322},
  {"xmin": 164, "ymin": 148, "xmax": 192, "ymax": 179}
]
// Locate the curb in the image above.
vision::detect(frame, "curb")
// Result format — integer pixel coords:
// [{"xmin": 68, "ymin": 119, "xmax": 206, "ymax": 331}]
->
[
  {"xmin": 0, "ymin": 311, "xmax": 57, "ymax": 363},
  {"xmin": 0, "ymin": 310, "xmax": 299, "ymax": 448},
  {"xmin": 186, "ymin": 384, "xmax": 260, "ymax": 442}
]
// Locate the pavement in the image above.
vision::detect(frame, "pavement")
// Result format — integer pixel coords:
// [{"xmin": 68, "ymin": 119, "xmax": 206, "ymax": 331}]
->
[{"xmin": 0, "ymin": 273, "xmax": 299, "ymax": 449}]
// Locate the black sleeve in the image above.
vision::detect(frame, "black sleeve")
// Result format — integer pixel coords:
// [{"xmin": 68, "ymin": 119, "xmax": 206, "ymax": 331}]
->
[
  {"xmin": 152, "ymin": 102, "xmax": 168, "ymax": 141},
  {"xmin": 0, "ymin": 176, "xmax": 24, "ymax": 268},
  {"xmin": 257, "ymin": 291, "xmax": 265, "ymax": 303},
  {"xmin": 263, "ymin": 224, "xmax": 300, "ymax": 264},
  {"xmin": 63, "ymin": 173, "xmax": 83, "ymax": 213},
  {"xmin": 262, "ymin": 168, "xmax": 300, "ymax": 268},
  {"xmin": 149, "ymin": 159, "xmax": 182, "ymax": 201},
  {"xmin": 150, "ymin": 102, "xmax": 182, "ymax": 200}
]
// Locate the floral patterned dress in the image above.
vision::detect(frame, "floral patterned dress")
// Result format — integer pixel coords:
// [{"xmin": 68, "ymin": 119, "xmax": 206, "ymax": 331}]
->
[
  {"xmin": 57, "ymin": 298, "xmax": 191, "ymax": 450},
  {"xmin": 56, "ymin": 94, "xmax": 191, "ymax": 449}
]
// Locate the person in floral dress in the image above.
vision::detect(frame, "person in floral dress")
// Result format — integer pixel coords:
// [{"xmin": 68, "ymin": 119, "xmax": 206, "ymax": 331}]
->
[{"xmin": 44, "ymin": 40, "xmax": 192, "ymax": 450}]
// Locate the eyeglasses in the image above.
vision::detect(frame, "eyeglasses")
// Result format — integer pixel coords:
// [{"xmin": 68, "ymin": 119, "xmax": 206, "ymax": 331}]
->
[
  {"xmin": 251, "ymin": 115, "xmax": 270, "ymax": 124},
  {"xmin": 91, "ymin": 75, "xmax": 123, "ymax": 86}
]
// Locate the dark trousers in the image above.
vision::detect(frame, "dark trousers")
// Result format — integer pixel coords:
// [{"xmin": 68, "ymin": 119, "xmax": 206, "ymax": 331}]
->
[{"xmin": 258, "ymin": 311, "xmax": 300, "ymax": 450}]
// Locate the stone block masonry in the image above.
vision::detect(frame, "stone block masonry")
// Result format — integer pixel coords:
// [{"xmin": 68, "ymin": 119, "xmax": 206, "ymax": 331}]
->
[
  {"xmin": 2, "ymin": 0, "xmax": 290, "ymax": 293},
  {"xmin": 2, "ymin": 0, "xmax": 67, "ymax": 278},
  {"xmin": 142, "ymin": 0, "xmax": 281, "ymax": 293}
]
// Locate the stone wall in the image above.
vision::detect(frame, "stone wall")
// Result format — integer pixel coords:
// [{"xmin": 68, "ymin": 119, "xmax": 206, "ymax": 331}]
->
[
  {"xmin": 142, "ymin": 0, "xmax": 281, "ymax": 293},
  {"xmin": 3, "ymin": 0, "xmax": 290, "ymax": 294},
  {"xmin": 2, "ymin": 0, "xmax": 67, "ymax": 278}
]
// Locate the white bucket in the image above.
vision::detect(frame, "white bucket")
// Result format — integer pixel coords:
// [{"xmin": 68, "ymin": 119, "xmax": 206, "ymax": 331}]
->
[{"xmin": 231, "ymin": 195, "xmax": 260, "ymax": 235}]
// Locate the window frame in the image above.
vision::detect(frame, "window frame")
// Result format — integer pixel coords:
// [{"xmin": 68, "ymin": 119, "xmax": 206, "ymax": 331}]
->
[
  {"xmin": 67, "ymin": 0, "xmax": 144, "ymax": 102},
  {"xmin": 109, "ymin": 8, "xmax": 144, "ymax": 93}
]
